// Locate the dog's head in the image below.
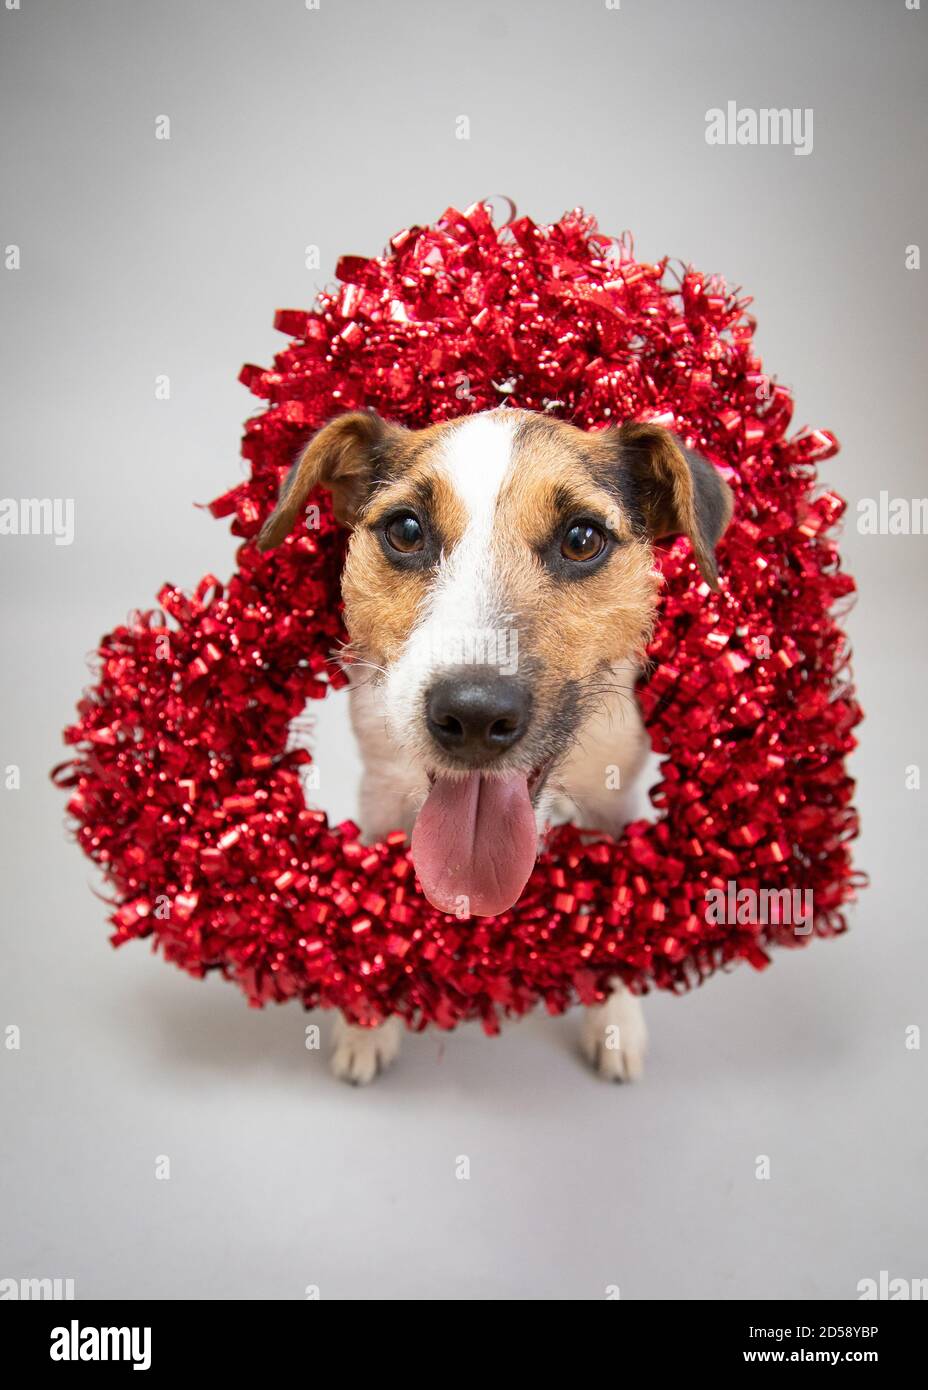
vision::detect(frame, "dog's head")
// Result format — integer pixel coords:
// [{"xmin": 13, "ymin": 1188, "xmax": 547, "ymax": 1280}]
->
[{"xmin": 259, "ymin": 408, "xmax": 732, "ymax": 917}]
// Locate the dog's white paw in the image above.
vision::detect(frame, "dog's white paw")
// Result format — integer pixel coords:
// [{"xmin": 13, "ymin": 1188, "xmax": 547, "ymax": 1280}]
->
[
  {"xmin": 580, "ymin": 986, "xmax": 647, "ymax": 1082},
  {"xmin": 330, "ymin": 1015, "xmax": 402, "ymax": 1086}
]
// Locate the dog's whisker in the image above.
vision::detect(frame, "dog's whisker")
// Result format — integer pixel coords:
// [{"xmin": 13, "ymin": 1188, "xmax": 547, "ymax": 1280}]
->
[{"xmin": 347, "ymin": 659, "xmax": 389, "ymax": 679}]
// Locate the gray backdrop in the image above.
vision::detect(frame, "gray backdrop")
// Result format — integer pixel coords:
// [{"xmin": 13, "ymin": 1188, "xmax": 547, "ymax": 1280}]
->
[{"xmin": 1, "ymin": 0, "xmax": 926, "ymax": 1300}]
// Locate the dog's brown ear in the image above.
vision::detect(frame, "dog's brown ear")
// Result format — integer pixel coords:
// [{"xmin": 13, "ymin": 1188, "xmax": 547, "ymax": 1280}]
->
[
  {"xmin": 257, "ymin": 410, "xmax": 393, "ymax": 550},
  {"xmin": 618, "ymin": 422, "xmax": 734, "ymax": 589}
]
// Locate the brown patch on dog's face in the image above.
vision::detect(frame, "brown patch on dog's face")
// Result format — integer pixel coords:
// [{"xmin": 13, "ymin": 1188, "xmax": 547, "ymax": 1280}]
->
[
  {"xmin": 342, "ymin": 424, "xmax": 469, "ymax": 667},
  {"xmin": 495, "ymin": 414, "xmax": 660, "ymax": 694}
]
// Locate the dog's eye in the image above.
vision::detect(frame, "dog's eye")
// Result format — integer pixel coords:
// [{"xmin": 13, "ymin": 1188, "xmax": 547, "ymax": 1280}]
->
[
  {"xmin": 384, "ymin": 512, "xmax": 425, "ymax": 554},
  {"xmin": 561, "ymin": 521, "xmax": 606, "ymax": 563}
]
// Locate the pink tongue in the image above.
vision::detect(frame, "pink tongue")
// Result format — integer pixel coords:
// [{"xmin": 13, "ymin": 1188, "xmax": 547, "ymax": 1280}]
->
[{"xmin": 411, "ymin": 772, "xmax": 537, "ymax": 918}]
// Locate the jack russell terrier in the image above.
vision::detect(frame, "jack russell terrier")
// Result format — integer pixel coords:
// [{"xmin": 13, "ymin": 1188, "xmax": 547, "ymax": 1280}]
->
[{"xmin": 258, "ymin": 408, "xmax": 733, "ymax": 1084}]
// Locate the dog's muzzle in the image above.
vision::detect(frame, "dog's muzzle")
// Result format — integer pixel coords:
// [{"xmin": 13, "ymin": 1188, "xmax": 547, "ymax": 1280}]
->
[{"xmin": 424, "ymin": 667, "xmax": 531, "ymax": 767}]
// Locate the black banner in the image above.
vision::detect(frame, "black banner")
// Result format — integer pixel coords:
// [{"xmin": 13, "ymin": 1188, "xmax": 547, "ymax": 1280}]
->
[{"xmin": 1, "ymin": 1299, "xmax": 923, "ymax": 1374}]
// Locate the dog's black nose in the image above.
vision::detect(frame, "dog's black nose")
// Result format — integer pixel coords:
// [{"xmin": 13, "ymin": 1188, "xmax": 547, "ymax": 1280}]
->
[{"xmin": 426, "ymin": 669, "xmax": 531, "ymax": 763}]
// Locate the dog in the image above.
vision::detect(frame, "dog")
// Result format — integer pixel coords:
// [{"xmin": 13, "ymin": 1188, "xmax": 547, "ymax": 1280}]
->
[{"xmin": 258, "ymin": 408, "xmax": 733, "ymax": 1084}]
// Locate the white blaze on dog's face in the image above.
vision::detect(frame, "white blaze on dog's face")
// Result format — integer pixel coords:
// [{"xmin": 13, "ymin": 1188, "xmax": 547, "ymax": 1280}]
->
[{"xmin": 258, "ymin": 408, "xmax": 732, "ymax": 918}]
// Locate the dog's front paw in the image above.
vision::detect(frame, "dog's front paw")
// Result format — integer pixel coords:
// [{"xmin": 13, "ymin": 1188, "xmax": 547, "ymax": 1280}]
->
[
  {"xmin": 330, "ymin": 1015, "xmax": 402, "ymax": 1086},
  {"xmin": 580, "ymin": 986, "xmax": 647, "ymax": 1082}
]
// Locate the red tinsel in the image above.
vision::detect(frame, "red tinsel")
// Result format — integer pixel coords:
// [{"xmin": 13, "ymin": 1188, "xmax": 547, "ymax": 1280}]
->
[{"xmin": 54, "ymin": 201, "xmax": 863, "ymax": 1030}]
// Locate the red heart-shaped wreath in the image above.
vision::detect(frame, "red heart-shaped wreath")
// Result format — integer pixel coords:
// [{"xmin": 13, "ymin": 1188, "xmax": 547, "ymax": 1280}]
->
[{"xmin": 55, "ymin": 202, "xmax": 863, "ymax": 1031}]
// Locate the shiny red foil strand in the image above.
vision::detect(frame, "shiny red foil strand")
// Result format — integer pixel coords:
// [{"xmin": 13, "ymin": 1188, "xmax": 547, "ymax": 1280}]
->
[{"xmin": 55, "ymin": 202, "xmax": 864, "ymax": 1031}]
